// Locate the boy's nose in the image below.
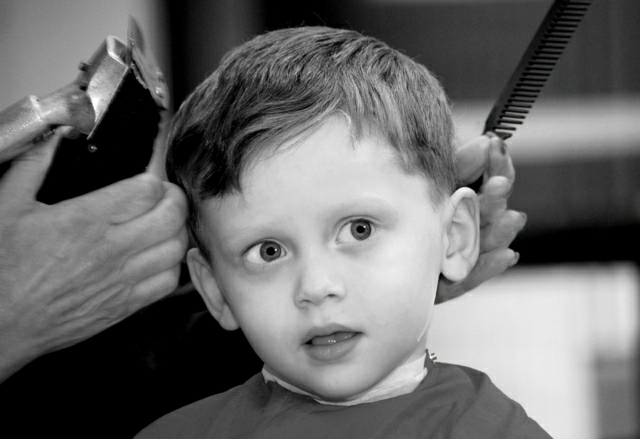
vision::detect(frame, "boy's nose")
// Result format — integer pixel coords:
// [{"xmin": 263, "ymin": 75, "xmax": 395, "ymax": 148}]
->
[{"xmin": 294, "ymin": 253, "xmax": 346, "ymax": 307}]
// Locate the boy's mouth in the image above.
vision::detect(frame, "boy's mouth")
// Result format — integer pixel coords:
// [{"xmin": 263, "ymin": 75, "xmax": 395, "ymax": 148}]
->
[
  {"xmin": 305, "ymin": 331, "xmax": 358, "ymax": 346},
  {"xmin": 302, "ymin": 327, "xmax": 362, "ymax": 362}
]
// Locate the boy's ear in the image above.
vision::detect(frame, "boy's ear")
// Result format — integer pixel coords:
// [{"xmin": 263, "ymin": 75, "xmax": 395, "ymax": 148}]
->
[
  {"xmin": 187, "ymin": 248, "xmax": 240, "ymax": 331},
  {"xmin": 440, "ymin": 187, "xmax": 480, "ymax": 282}
]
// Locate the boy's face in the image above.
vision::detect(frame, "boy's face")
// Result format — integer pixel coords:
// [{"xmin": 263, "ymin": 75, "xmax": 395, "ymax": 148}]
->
[{"xmin": 189, "ymin": 116, "xmax": 477, "ymax": 402}]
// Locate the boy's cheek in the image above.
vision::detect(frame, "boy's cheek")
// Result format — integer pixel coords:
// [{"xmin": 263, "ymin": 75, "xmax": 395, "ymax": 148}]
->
[{"xmin": 218, "ymin": 270, "xmax": 293, "ymax": 313}]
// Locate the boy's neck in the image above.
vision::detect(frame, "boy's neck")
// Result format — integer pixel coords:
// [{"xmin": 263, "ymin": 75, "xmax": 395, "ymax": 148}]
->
[{"xmin": 262, "ymin": 352, "xmax": 428, "ymax": 406}]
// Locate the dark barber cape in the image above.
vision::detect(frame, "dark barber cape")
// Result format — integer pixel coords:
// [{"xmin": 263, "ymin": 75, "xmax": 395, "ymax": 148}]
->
[
  {"xmin": 0, "ymin": 285, "xmax": 261, "ymax": 439},
  {"xmin": 137, "ymin": 353, "xmax": 551, "ymax": 439}
]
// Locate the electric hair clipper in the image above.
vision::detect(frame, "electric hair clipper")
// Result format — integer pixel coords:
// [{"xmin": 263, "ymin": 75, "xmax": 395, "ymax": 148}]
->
[{"xmin": 0, "ymin": 17, "xmax": 168, "ymax": 203}]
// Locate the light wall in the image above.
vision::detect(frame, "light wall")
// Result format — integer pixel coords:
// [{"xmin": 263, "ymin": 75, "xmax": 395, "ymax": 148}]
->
[{"xmin": 429, "ymin": 263, "xmax": 639, "ymax": 438}]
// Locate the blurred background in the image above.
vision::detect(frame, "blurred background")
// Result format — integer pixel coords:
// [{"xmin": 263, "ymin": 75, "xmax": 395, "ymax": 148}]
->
[{"xmin": 1, "ymin": 0, "xmax": 638, "ymax": 437}]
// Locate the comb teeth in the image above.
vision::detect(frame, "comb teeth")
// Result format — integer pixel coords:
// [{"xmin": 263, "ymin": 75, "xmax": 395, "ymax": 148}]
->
[{"xmin": 484, "ymin": 0, "xmax": 592, "ymax": 139}]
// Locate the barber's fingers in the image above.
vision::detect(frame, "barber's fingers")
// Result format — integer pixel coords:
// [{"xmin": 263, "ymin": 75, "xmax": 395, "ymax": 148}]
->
[
  {"xmin": 478, "ymin": 175, "xmax": 512, "ymax": 227},
  {"xmin": 119, "ymin": 227, "xmax": 188, "ymax": 313},
  {"xmin": 119, "ymin": 225, "xmax": 188, "ymax": 282},
  {"xmin": 63, "ymin": 172, "xmax": 167, "ymax": 225},
  {"xmin": 110, "ymin": 181, "xmax": 188, "ymax": 252},
  {"xmin": 0, "ymin": 128, "xmax": 63, "ymax": 207},
  {"xmin": 126, "ymin": 264, "xmax": 183, "ymax": 314},
  {"xmin": 455, "ymin": 134, "xmax": 491, "ymax": 186},
  {"xmin": 146, "ymin": 116, "xmax": 170, "ymax": 179},
  {"xmin": 480, "ymin": 209, "xmax": 527, "ymax": 253},
  {"xmin": 485, "ymin": 134, "xmax": 515, "ymax": 182},
  {"xmin": 455, "ymin": 133, "xmax": 515, "ymax": 187}
]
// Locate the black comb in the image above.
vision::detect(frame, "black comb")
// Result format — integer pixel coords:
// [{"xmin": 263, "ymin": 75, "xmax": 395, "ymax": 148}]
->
[{"xmin": 483, "ymin": 0, "xmax": 593, "ymax": 140}]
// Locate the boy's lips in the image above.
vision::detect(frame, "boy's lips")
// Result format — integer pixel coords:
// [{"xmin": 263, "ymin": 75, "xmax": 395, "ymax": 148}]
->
[
  {"xmin": 302, "ymin": 325, "xmax": 362, "ymax": 362},
  {"xmin": 302, "ymin": 324, "xmax": 360, "ymax": 344}
]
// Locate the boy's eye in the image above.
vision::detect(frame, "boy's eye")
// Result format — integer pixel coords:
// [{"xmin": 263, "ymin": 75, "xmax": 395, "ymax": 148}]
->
[
  {"xmin": 337, "ymin": 219, "xmax": 374, "ymax": 243},
  {"xmin": 245, "ymin": 241, "xmax": 285, "ymax": 264}
]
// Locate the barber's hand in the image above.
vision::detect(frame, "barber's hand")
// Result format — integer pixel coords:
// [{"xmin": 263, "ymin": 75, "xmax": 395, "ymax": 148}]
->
[
  {"xmin": 436, "ymin": 133, "xmax": 526, "ymax": 303},
  {"xmin": 0, "ymin": 130, "xmax": 188, "ymax": 382}
]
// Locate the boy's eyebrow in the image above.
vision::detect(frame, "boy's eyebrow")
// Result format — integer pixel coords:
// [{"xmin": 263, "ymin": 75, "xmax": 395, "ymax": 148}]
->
[
  {"xmin": 215, "ymin": 218, "xmax": 291, "ymax": 252},
  {"xmin": 325, "ymin": 194, "xmax": 399, "ymax": 217},
  {"xmin": 216, "ymin": 225, "xmax": 266, "ymax": 250}
]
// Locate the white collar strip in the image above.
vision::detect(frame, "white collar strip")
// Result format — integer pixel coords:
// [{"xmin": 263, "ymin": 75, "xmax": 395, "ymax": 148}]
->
[{"xmin": 261, "ymin": 353, "xmax": 427, "ymax": 406}]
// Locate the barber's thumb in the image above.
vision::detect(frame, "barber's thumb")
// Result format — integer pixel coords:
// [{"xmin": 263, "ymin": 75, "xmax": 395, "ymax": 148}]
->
[
  {"xmin": 0, "ymin": 128, "xmax": 64, "ymax": 203},
  {"xmin": 455, "ymin": 135, "xmax": 491, "ymax": 186}
]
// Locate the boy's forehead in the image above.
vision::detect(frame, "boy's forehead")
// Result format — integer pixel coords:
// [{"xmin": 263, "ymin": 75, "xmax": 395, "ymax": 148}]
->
[
  {"xmin": 200, "ymin": 117, "xmax": 438, "ymax": 231},
  {"xmin": 243, "ymin": 122, "xmax": 383, "ymax": 190},
  {"xmin": 240, "ymin": 116, "xmax": 403, "ymax": 189}
]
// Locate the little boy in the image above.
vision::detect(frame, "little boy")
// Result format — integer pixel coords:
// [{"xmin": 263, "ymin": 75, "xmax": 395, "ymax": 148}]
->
[{"xmin": 137, "ymin": 27, "xmax": 549, "ymax": 438}]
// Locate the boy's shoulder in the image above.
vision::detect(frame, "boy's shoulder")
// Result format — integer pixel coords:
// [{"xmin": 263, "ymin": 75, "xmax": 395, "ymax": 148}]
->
[
  {"xmin": 134, "ymin": 372, "xmax": 268, "ymax": 439},
  {"xmin": 135, "ymin": 359, "xmax": 551, "ymax": 439},
  {"xmin": 421, "ymin": 360, "xmax": 552, "ymax": 437}
]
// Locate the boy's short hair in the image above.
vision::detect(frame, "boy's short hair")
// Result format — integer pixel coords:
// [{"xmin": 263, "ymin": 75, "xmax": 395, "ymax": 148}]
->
[{"xmin": 166, "ymin": 26, "xmax": 455, "ymax": 260}]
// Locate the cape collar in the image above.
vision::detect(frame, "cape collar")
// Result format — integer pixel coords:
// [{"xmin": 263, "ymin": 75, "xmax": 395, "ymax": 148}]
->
[{"xmin": 262, "ymin": 352, "xmax": 428, "ymax": 406}]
